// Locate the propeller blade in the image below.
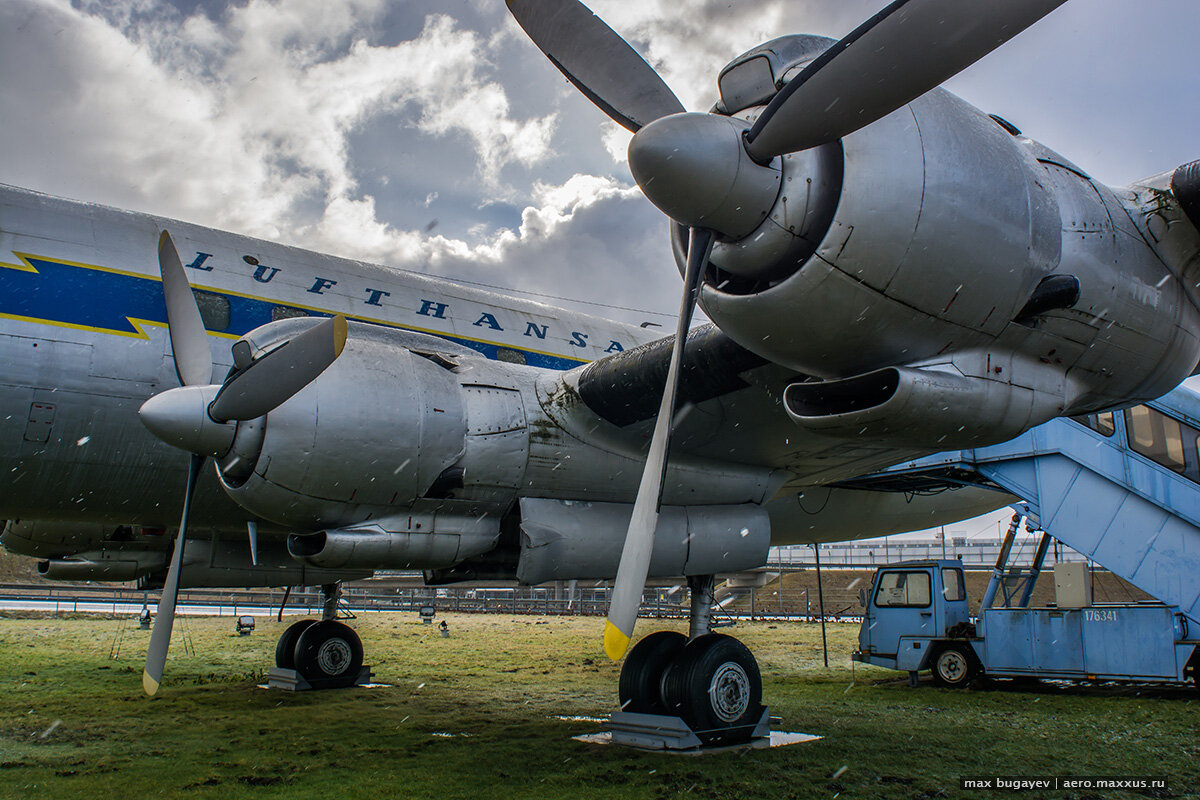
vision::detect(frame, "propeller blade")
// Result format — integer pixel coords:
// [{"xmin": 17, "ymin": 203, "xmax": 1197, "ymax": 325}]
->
[
  {"xmin": 158, "ymin": 231, "xmax": 213, "ymax": 387},
  {"xmin": 207, "ymin": 315, "xmax": 348, "ymax": 423},
  {"xmin": 744, "ymin": 0, "xmax": 1066, "ymax": 160},
  {"xmin": 506, "ymin": 0, "xmax": 684, "ymax": 132},
  {"xmin": 604, "ymin": 227, "xmax": 713, "ymax": 661},
  {"xmin": 143, "ymin": 453, "xmax": 204, "ymax": 696}
]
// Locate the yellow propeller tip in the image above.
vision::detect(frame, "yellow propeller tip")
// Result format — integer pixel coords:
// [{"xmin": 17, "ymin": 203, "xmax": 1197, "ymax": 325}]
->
[
  {"xmin": 603, "ymin": 620, "xmax": 631, "ymax": 662},
  {"xmin": 332, "ymin": 314, "xmax": 348, "ymax": 356},
  {"xmin": 142, "ymin": 672, "xmax": 160, "ymax": 696}
]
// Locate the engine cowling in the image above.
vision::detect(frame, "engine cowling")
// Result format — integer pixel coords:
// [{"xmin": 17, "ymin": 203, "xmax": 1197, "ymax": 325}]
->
[
  {"xmin": 288, "ymin": 508, "xmax": 501, "ymax": 570},
  {"xmin": 217, "ymin": 323, "xmax": 470, "ymax": 529},
  {"xmin": 38, "ymin": 553, "xmax": 164, "ymax": 582},
  {"xmin": 694, "ymin": 87, "xmax": 1060, "ymax": 378},
  {"xmin": 514, "ymin": 497, "xmax": 770, "ymax": 584},
  {"xmin": 783, "ymin": 351, "xmax": 1072, "ymax": 449}
]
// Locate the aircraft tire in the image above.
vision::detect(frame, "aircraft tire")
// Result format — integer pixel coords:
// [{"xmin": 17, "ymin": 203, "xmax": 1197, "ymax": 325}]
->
[
  {"xmin": 294, "ymin": 620, "xmax": 363, "ymax": 689},
  {"xmin": 931, "ymin": 644, "xmax": 975, "ymax": 688},
  {"xmin": 275, "ymin": 619, "xmax": 317, "ymax": 669},
  {"xmin": 661, "ymin": 633, "xmax": 762, "ymax": 745},
  {"xmin": 618, "ymin": 630, "xmax": 687, "ymax": 714}
]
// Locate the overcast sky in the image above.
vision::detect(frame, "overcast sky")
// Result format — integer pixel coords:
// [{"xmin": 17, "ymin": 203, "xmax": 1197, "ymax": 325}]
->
[
  {"xmin": 2, "ymin": 1, "xmax": 1196, "ymax": 542},
  {"xmin": 2, "ymin": 0, "xmax": 1197, "ymax": 326}
]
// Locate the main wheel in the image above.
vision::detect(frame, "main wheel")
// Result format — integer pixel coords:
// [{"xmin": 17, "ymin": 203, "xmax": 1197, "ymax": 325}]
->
[
  {"xmin": 275, "ymin": 619, "xmax": 317, "ymax": 669},
  {"xmin": 294, "ymin": 621, "xmax": 364, "ymax": 688},
  {"xmin": 661, "ymin": 634, "xmax": 763, "ymax": 745},
  {"xmin": 619, "ymin": 631, "xmax": 687, "ymax": 714},
  {"xmin": 931, "ymin": 644, "xmax": 975, "ymax": 688}
]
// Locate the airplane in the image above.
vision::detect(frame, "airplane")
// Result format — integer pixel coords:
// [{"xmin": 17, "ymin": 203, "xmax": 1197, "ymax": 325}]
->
[{"xmin": 2, "ymin": 0, "xmax": 1199, "ymax": 745}]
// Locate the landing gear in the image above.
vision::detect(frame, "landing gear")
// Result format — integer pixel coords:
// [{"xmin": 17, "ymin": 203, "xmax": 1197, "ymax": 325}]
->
[
  {"xmin": 269, "ymin": 583, "xmax": 370, "ymax": 691},
  {"xmin": 614, "ymin": 575, "xmax": 766, "ymax": 746},
  {"xmin": 662, "ymin": 633, "xmax": 763, "ymax": 744},
  {"xmin": 619, "ymin": 631, "xmax": 687, "ymax": 714},
  {"xmin": 294, "ymin": 620, "xmax": 364, "ymax": 688},
  {"xmin": 274, "ymin": 619, "xmax": 316, "ymax": 670}
]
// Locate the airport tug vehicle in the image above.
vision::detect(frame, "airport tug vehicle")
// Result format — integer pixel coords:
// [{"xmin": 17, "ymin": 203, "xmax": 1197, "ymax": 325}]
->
[{"xmin": 853, "ymin": 558, "xmax": 1200, "ymax": 689}]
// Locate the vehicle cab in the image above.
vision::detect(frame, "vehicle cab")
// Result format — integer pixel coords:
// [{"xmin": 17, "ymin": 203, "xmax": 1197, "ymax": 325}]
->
[{"xmin": 855, "ymin": 560, "xmax": 970, "ymax": 673}]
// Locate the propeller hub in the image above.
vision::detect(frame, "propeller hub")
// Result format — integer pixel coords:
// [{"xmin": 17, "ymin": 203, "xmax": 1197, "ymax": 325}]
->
[
  {"xmin": 628, "ymin": 113, "xmax": 782, "ymax": 240},
  {"xmin": 139, "ymin": 385, "xmax": 236, "ymax": 457}
]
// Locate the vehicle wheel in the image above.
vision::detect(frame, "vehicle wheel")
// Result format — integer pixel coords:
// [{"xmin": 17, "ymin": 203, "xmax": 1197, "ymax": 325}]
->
[
  {"xmin": 274, "ymin": 619, "xmax": 317, "ymax": 669},
  {"xmin": 619, "ymin": 631, "xmax": 687, "ymax": 714},
  {"xmin": 661, "ymin": 633, "xmax": 763, "ymax": 745},
  {"xmin": 294, "ymin": 621, "xmax": 363, "ymax": 688},
  {"xmin": 931, "ymin": 644, "xmax": 975, "ymax": 688}
]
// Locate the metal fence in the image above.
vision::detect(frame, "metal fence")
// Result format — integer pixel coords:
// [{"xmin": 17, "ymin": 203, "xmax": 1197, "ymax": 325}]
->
[{"xmin": 0, "ymin": 581, "xmax": 863, "ymax": 621}]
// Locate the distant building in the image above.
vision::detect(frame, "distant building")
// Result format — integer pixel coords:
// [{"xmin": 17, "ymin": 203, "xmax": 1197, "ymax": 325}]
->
[{"xmin": 769, "ymin": 534, "xmax": 1088, "ymax": 568}]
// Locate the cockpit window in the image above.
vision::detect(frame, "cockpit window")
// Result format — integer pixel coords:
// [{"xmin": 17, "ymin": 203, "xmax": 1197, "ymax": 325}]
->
[
  {"xmin": 873, "ymin": 571, "xmax": 931, "ymax": 608},
  {"xmin": 718, "ymin": 55, "xmax": 775, "ymax": 116}
]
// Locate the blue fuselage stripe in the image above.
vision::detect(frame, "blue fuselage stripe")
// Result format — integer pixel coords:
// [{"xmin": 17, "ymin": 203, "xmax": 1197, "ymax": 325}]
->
[{"xmin": 1, "ymin": 257, "xmax": 585, "ymax": 370}]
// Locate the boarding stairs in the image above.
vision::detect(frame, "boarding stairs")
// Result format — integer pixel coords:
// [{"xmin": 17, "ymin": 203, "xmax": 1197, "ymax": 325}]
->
[{"xmin": 847, "ymin": 387, "xmax": 1200, "ymax": 626}]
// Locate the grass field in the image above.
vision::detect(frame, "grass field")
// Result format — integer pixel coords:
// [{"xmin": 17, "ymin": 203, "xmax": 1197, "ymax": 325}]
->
[{"xmin": 1, "ymin": 612, "xmax": 1196, "ymax": 799}]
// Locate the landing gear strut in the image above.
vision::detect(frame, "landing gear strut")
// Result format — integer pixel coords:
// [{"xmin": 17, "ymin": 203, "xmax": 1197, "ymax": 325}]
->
[
  {"xmin": 269, "ymin": 582, "xmax": 368, "ymax": 690},
  {"xmin": 616, "ymin": 575, "xmax": 765, "ymax": 746}
]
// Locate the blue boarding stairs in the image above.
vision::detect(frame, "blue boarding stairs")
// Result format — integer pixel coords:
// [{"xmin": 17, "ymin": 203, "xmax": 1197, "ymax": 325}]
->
[{"xmin": 840, "ymin": 386, "xmax": 1200, "ymax": 628}]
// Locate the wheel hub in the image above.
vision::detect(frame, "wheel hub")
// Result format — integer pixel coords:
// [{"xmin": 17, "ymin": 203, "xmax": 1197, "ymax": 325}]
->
[
  {"xmin": 316, "ymin": 637, "xmax": 351, "ymax": 675},
  {"xmin": 708, "ymin": 661, "xmax": 751, "ymax": 722},
  {"xmin": 940, "ymin": 652, "xmax": 966, "ymax": 681}
]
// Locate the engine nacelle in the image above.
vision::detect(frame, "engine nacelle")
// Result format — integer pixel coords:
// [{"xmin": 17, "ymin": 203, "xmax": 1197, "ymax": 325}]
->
[
  {"xmin": 696, "ymin": 87, "xmax": 1061, "ymax": 378},
  {"xmin": 32, "ymin": 535, "xmax": 371, "ymax": 587},
  {"xmin": 218, "ymin": 322, "xmax": 471, "ymax": 529},
  {"xmin": 783, "ymin": 351, "xmax": 1071, "ymax": 449},
  {"xmin": 514, "ymin": 497, "xmax": 770, "ymax": 584},
  {"xmin": 1, "ymin": 520, "xmax": 130, "ymax": 558},
  {"xmin": 38, "ymin": 553, "xmax": 164, "ymax": 582},
  {"xmin": 288, "ymin": 507, "xmax": 500, "ymax": 570}
]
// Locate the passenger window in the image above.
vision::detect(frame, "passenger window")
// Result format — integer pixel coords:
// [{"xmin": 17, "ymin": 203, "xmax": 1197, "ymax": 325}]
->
[
  {"xmin": 271, "ymin": 306, "xmax": 310, "ymax": 322},
  {"xmin": 941, "ymin": 568, "xmax": 965, "ymax": 602},
  {"xmin": 194, "ymin": 291, "xmax": 230, "ymax": 331},
  {"xmin": 1125, "ymin": 405, "xmax": 1186, "ymax": 472},
  {"xmin": 873, "ymin": 571, "xmax": 932, "ymax": 608},
  {"xmin": 495, "ymin": 348, "xmax": 527, "ymax": 365}
]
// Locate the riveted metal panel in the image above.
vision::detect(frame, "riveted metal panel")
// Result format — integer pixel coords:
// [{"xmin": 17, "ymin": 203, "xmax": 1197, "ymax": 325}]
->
[
  {"xmin": 463, "ymin": 385, "xmax": 526, "ymax": 434},
  {"xmin": 23, "ymin": 401, "xmax": 54, "ymax": 443},
  {"xmin": 461, "ymin": 384, "xmax": 528, "ymax": 493},
  {"xmin": 884, "ymin": 91, "xmax": 1056, "ymax": 334}
]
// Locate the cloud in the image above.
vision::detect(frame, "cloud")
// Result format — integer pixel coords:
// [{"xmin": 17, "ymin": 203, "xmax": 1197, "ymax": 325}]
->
[
  {"xmin": 0, "ymin": 0, "xmax": 559, "ymax": 246},
  {"xmin": 290, "ymin": 170, "xmax": 676, "ymax": 324},
  {"xmin": 2, "ymin": 0, "xmax": 1196, "ymax": 328}
]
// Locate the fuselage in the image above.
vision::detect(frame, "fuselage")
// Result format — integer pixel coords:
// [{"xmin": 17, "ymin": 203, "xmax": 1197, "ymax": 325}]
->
[{"xmin": 0, "ymin": 184, "xmax": 656, "ymax": 529}]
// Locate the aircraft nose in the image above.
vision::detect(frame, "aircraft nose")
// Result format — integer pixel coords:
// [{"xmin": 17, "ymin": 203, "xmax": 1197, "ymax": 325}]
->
[
  {"xmin": 627, "ymin": 112, "xmax": 781, "ymax": 240},
  {"xmin": 139, "ymin": 385, "xmax": 235, "ymax": 457}
]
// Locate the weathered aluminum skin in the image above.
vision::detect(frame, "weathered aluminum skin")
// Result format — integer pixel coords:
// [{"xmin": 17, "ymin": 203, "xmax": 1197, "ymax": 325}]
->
[
  {"xmin": 289, "ymin": 510, "xmax": 501, "ymax": 570},
  {"xmin": 698, "ymin": 88, "xmax": 1200, "ymax": 413},
  {"xmin": 515, "ymin": 498, "xmax": 770, "ymax": 584},
  {"xmin": 0, "ymin": 186, "xmax": 652, "ymax": 531}
]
